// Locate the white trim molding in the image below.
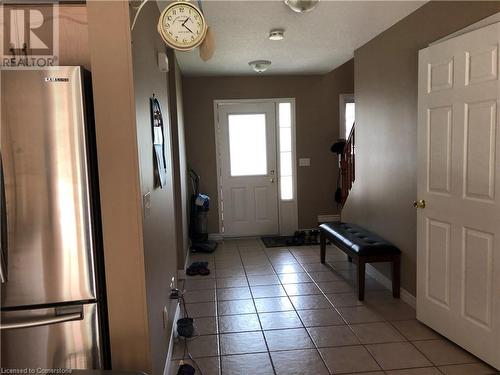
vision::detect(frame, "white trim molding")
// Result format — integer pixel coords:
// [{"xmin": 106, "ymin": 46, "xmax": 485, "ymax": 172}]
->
[
  {"xmin": 365, "ymin": 264, "xmax": 416, "ymax": 308},
  {"xmin": 317, "ymin": 214, "xmax": 341, "ymax": 223},
  {"xmin": 162, "ymin": 302, "xmax": 181, "ymax": 375}
]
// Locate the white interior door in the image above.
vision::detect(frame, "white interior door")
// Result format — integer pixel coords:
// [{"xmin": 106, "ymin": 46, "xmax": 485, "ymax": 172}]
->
[
  {"xmin": 217, "ymin": 102, "xmax": 279, "ymax": 236},
  {"xmin": 417, "ymin": 22, "xmax": 500, "ymax": 369}
]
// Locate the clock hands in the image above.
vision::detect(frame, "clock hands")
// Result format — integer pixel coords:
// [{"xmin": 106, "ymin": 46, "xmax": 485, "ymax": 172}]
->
[{"xmin": 181, "ymin": 17, "xmax": 195, "ymax": 35}]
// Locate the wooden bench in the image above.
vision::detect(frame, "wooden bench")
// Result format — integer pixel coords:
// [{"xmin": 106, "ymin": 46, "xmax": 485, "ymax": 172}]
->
[{"xmin": 319, "ymin": 222, "xmax": 401, "ymax": 301}]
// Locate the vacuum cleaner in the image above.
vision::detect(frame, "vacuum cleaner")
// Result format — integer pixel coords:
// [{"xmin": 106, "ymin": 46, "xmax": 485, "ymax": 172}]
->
[{"xmin": 189, "ymin": 168, "xmax": 218, "ymax": 253}]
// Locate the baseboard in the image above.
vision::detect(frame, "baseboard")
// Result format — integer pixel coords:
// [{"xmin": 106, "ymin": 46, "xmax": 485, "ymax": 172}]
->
[
  {"xmin": 177, "ymin": 247, "xmax": 191, "ymax": 281},
  {"xmin": 208, "ymin": 233, "xmax": 223, "ymax": 241},
  {"xmin": 162, "ymin": 302, "xmax": 181, "ymax": 375},
  {"xmin": 317, "ymin": 214, "xmax": 341, "ymax": 223},
  {"xmin": 365, "ymin": 264, "xmax": 416, "ymax": 309}
]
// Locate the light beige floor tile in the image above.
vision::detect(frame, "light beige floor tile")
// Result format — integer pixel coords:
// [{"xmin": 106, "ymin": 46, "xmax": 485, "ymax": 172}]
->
[
  {"xmin": 301, "ymin": 263, "xmax": 332, "ymax": 272},
  {"xmin": 215, "ymin": 268, "xmax": 246, "ymax": 278},
  {"xmin": 297, "ymin": 308, "xmax": 345, "ymax": 327},
  {"xmin": 279, "ymin": 272, "xmax": 313, "ymax": 284},
  {"xmin": 283, "ymin": 282, "xmax": 322, "ymax": 296},
  {"xmin": 308, "ymin": 325, "xmax": 359, "ymax": 347},
  {"xmin": 170, "ymin": 356, "xmax": 221, "ymax": 375},
  {"xmin": 185, "ymin": 278, "xmax": 216, "ymax": 290},
  {"xmin": 221, "ymin": 353, "xmax": 274, "ymax": 375},
  {"xmin": 193, "ymin": 316, "xmax": 217, "ymax": 335},
  {"xmin": 385, "ymin": 368, "xmax": 444, "ymax": 375},
  {"xmin": 259, "ymin": 310, "xmax": 303, "ymax": 330},
  {"xmin": 216, "ymin": 277, "xmax": 248, "ymax": 289},
  {"xmin": 317, "ymin": 280, "xmax": 355, "ymax": 294},
  {"xmin": 173, "ymin": 335, "xmax": 219, "ymax": 359},
  {"xmin": 184, "ymin": 302, "xmax": 216, "ymax": 318},
  {"xmin": 390, "ymin": 320, "xmax": 441, "ymax": 341},
  {"xmin": 218, "ymin": 299, "xmax": 256, "ymax": 315},
  {"xmin": 366, "ymin": 342, "xmax": 432, "ymax": 370},
  {"xmin": 218, "ymin": 314, "xmax": 261, "ymax": 333},
  {"xmin": 320, "ymin": 345, "xmax": 381, "ymax": 374},
  {"xmin": 183, "ymin": 289, "xmax": 216, "ymax": 303},
  {"xmin": 244, "ymin": 265, "xmax": 276, "ymax": 276},
  {"xmin": 350, "ymin": 322, "xmax": 406, "ymax": 344},
  {"xmin": 247, "ymin": 274, "xmax": 280, "ymax": 286},
  {"xmin": 271, "ymin": 348, "xmax": 329, "ymax": 375},
  {"xmin": 250, "ymin": 284, "xmax": 287, "ymax": 298},
  {"xmin": 438, "ymin": 362, "xmax": 499, "ymax": 375},
  {"xmin": 308, "ymin": 271, "xmax": 342, "ymax": 282},
  {"xmin": 264, "ymin": 327, "xmax": 314, "ymax": 351},
  {"xmin": 412, "ymin": 339, "xmax": 478, "ymax": 366},
  {"xmin": 385, "ymin": 368, "xmax": 442, "ymax": 375},
  {"xmin": 326, "ymin": 292, "xmax": 364, "ymax": 307},
  {"xmin": 216, "ymin": 286, "xmax": 252, "ymax": 301},
  {"xmin": 220, "ymin": 331, "xmax": 267, "ymax": 355},
  {"xmin": 274, "ymin": 263, "xmax": 304, "ymax": 274},
  {"xmin": 372, "ymin": 302, "xmax": 416, "ymax": 321},
  {"xmin": 329, "ymin": 260, "xmax": 357, "ymax": 271},
  {"xmin": 254, "ymin": 296, "xmax": 293, "ymax": 313},
  {"xmin": 337, "ymin": 306, "xmax": 384, "ymax": 324},
  {"xmin": 290, "ymin": 294, "xmax": 332, "ymax": 310}
]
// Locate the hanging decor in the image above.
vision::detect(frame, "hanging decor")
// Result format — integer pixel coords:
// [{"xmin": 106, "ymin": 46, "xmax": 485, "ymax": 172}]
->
[{"xmin": 150, "ymin": 96, "xmax": 167, "ymax": 188}]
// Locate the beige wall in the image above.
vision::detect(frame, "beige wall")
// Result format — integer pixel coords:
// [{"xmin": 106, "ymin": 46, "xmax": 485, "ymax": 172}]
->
[
  {"xmin": 87, "ymin": 1, "xmax": 151, "ymax": 371},
  {"xmin": 183, "ymin": 60, "xmax": 354, "ymax": 232},
  {"xmin": 131, "ymin": 2, "xmax": 180, "ymax": 374},
  {"xmin": 343, "ymin": 1, "xmax": 500, "ymax": 295},
  {"xmin": 168, "ymin": 51, "xmax": 190, "ymax": 269}
]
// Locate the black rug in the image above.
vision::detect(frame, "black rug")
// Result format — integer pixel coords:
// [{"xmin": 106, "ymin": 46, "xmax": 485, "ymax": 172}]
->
[{"xmin": 261, "ymin": 235, "xmax": 320, "ymax": 248}]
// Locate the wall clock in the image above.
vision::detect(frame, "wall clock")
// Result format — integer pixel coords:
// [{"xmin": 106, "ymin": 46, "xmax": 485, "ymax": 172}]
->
[{"xmin": 157, "ymin": 1, "xmax": 208, "ymax": 51}]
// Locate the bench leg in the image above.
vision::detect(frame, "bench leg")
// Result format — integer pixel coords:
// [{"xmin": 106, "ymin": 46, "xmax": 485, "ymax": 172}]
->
[
  {"xmin": 357, "ymin": 260, "xmax": 365, "ymax": 301},
  {"xmin": 320, "ymin": 231, "xmax": 326, "ymax": 264},
  {"xmin": 392, "ymin": 254, "xmax": 401, "ymax": 298}
]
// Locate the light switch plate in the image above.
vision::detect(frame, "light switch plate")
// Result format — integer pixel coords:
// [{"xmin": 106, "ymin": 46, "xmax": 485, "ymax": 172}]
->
[{"xmin": 299, "ymin": 158, "xmax": 311, "ymax": 167}]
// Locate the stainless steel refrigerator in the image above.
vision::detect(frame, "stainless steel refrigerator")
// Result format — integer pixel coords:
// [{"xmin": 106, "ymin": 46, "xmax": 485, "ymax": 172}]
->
[{"xmin": 0, "ymin": 67, "xmax": 110, "ymax": 369}]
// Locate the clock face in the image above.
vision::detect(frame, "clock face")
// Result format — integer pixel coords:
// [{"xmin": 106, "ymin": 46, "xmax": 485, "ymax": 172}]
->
[{"xmin": 158, "ymin": 2, "xmax": 207, "ymax": 51}]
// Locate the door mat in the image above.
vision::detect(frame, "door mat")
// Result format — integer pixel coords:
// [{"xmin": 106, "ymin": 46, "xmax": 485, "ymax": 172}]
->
[{"xmin": 261, "ymin": 235, "xmax": 320, "ymax": 248}]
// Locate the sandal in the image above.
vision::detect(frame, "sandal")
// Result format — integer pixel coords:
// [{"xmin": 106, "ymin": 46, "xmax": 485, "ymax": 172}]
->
[{"xmin": 186, "ymin": 261, "xmax": 210, "ymax": 276}]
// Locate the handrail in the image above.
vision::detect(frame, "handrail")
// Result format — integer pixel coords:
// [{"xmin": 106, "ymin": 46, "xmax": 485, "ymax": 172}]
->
[{"xmin": 340, "ymin": 124, "xmax": 355, "ymax": 206}]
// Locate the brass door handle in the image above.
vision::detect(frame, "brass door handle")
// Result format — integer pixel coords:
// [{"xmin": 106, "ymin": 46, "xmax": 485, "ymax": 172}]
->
[{"xmin": 413, "ymin": 199, "xmax": 426, "ymax": 209}]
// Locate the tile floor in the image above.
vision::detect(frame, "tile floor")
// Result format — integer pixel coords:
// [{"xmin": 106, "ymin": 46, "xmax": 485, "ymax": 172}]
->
[{"xmin": 171, "ymin": 238, "xmax": 498, "ymax": 375}]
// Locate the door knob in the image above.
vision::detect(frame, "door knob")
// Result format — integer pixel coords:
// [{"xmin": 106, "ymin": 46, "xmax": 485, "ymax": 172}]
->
[
  {"xmin": 270, "ymin": 178, "xmax": 275, "ymax": 183},
  {"xmin": 413, "ymin": 199, "xmax": 426, "ymax": 209}
]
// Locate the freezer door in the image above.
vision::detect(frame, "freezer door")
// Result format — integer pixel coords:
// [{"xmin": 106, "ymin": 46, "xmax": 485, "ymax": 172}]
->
[
  {"xmin": 0, "ymin": 303, "xmax": 102, "ymax": 368},
  {"xmin": 0, "ymin": 67, "xmax": 97, "ymax": 307}
]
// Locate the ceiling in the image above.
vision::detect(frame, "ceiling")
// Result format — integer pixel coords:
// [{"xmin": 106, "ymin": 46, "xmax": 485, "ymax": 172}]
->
[{"xmin": 168, "ymin": 1, "xmax": 425, "ymax": 76}]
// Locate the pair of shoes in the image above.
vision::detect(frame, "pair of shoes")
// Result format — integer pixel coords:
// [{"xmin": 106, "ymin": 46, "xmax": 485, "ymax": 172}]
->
[
  {"xmin": 177, "ymin": 364, "xmax": 195, "ymax": 375},
  {"xmin": 186, "ymin": 261, "xmax": 210, "ymax": 276}
]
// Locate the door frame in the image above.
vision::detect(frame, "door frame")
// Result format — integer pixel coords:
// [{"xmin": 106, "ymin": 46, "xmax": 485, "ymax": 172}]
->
[{"xmin": 213, "ymin": 98, "xmax": 298, "ymax": 237}]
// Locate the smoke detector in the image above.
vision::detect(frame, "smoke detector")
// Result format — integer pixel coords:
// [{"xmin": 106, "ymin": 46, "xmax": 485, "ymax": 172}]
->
[
  {"xmin": 269, "ymin": 29, "xmax": 285, "ymax": 41},
  {"xmin": 249, "ymin": 60, "xmax": 272, "ymax": 73},
  {"xmin": 284, "ymin": 0, "xmax": 319, "ymax": 13}
]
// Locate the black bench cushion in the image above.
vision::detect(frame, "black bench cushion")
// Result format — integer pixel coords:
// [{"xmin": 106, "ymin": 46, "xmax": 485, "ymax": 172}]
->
[{"xmin": 319, "ymin": 222, "xmax": 400, "ymax": 256}]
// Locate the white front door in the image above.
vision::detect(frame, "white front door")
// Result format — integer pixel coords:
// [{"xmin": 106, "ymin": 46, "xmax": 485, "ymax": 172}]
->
[
  {"xmin": 217, "ymin": 102, "xmax": 279, "ymax": 236},
  {"xmin": 417, "ymin": 22, "xmax": 500, "ymax": 369}
]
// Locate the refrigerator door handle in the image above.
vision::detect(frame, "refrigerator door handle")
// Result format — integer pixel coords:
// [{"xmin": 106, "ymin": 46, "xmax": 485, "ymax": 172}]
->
[
  {"xmin": 1, "ymin": 307, "xmax": 84, "ymax": 330},
  {"xmin": 0, "ymin": 153, "xmax": 7, "ymax": 284}
]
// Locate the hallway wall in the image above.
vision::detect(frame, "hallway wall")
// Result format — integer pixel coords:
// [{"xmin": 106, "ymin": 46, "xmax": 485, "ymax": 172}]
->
[
  {"xmin": 183, "ymin": 60, "xmax": 354, "ymax": 233},
  {"xmin": 131, "ymin": 2, "xmax": 180, "ymax": 374},
  {"xmin": 343, "ymin": 1, "xmax": 500, "ymax": 295}
]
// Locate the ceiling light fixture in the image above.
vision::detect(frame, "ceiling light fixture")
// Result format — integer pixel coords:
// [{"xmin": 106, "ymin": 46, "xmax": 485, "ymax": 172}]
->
[
  {"xmin": 249, "ymin": 60, "xmax": 271, "ymax": 73},
  {"xmin": 284, "ymin": 0, "xmax": 319, "ymax": 13},
  {"xmin": 269, "ymin": 29, "xmax": 285, "ymax": 41}
]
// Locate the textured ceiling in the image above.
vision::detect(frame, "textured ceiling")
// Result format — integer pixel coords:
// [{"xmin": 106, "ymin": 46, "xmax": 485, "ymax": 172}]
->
[{"xmin": 168, "ymin": 0, "xmax": 425, "ymax": 76}]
